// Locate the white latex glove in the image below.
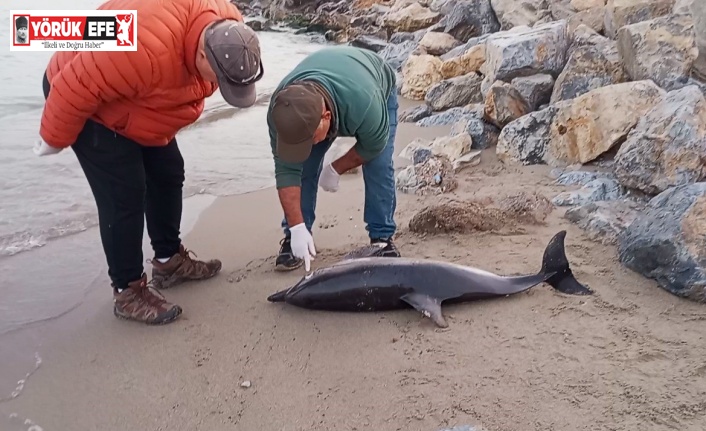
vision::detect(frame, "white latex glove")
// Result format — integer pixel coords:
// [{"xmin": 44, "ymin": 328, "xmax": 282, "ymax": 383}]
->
[
  {"xmin": 33, "ymin": 139, "xmax": 63, "ymax": 156},
  {"xmin": 289, "ymin": 223, "xmax": 316, "ymax": 272},
  {"xmin": 318, "ymin": 163, "xmax": 340, "ymax": 192}
]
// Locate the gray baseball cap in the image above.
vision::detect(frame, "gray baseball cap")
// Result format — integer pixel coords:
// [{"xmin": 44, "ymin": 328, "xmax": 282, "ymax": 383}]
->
[{"xmin": 204, "ymin": 20, "xmax": 263, "ymax": 108}]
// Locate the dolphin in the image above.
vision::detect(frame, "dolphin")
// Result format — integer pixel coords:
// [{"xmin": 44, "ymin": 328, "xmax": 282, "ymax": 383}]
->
[{"xmin": 266, "ymin": 230, "xmax": 593, "ymax": 327}]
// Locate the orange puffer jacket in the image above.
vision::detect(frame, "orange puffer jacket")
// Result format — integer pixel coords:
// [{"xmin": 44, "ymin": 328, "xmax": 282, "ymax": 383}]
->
[{"xmin": 40, "ymin": 0, "xmax": 244, "ymax": 148}]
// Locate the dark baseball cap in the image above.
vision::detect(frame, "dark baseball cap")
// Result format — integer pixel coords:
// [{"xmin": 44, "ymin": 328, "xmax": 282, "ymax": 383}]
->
[
  {"xmin": 204, "ymin": 19, "xmax": 263, "ymax": 108},
  {"xmin": 270, "ymin": 83, "xmax": 325, "ymax": 163}
]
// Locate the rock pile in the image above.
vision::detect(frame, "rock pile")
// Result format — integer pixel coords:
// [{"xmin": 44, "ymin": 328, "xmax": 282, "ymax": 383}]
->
[{"xmin": 236, "ymin": 0, "xmax": 706, "ymax": 301}]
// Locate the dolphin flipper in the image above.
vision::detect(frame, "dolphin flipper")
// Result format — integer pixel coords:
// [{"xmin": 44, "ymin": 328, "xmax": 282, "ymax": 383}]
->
[{"xmin": 400, "ymin": 293, "xmax": 448, "ymax": 328}]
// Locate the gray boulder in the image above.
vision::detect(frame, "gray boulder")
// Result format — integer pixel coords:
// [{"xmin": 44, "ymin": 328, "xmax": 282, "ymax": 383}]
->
[
  {"xmin": 604, "ymin": 0, "xmax": 676, "ymax": 39},
  {"xmin": 551, "ymin": 25, "xmax": 626, "ymax": 102},
  {"xmin": 511, "ymin": 74, "xmax": 555, "ymax": 111},
  {"xmin": 443, "ymin": 0, "xmax": 501, "ymax": 42},
  {"xmin": 424, "ymin": 73, "xmax": 484, "ymax": 111},
  {"xmin": 450, "ymin": 116, "xmax": 501, "ymax": 149},
  {"xmin": 617, "ymin": 182, "xmax": 706, "ymax": 302},
  {"xmin": 613, "ymin": 85, "xmax": 706, "ymax": 195},
  {"xmin": 565, "ymin": 199, "xmax": 645, "ymax": 245},
  {"xmin": 349, "ymin": 35, "xmax": 388, "ymax": 52},
  {"xmin": 496, "ymin": 105, "xmax": 557, "ymax": 165},
  {"xmin": 416, "ymin": 105, "xmax": 484, "ymax": 127},
  {"xmin": 483, "ymin": 80, "xmax": 531, "ymax": 128},
  {"xmin": 490, "ymin": 0, "xmax": 553, "ymax": 30},
  {"xmin": 481, "ymin": 20, "xmax": 570, "ymax": 85},
  {"xmin": 379, "ymin": 40, "xmax": 419, "ymax": 71},
  {"xmin": 567, "ymin": 5, "xmax": 607, "ymax": 35},
  {"xmin": 441, "ymin": 34, "xmax": 491, "ymax": 60},
  {"xmin": 690, "ymin": 0, "xmax": 706, "ymax": 80},
  {"xmin": 399, "ymin": 104, "xmax": 432, "ymax": 123},
  {"xmin": 617, "ymin": 13, "xmax": 699, "ymax": 91},
  {"xmin": 555, "ymin": 170, "xmax": 603, "ymax": 186},
  {"xmin": 552, "ymin": 177, "xmax": 624, "ymax": 206}
]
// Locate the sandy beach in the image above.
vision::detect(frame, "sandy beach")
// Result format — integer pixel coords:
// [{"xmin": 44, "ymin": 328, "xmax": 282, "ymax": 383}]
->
[{"xmin": 2, "ymin": 97, "xmax": 706, "ymax": 431}]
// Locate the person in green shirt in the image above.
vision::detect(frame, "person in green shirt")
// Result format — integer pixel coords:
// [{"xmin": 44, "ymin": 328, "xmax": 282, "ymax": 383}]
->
[{"xmin": 266, "ymin": 45, "xmax": 400, "ymax": 272}]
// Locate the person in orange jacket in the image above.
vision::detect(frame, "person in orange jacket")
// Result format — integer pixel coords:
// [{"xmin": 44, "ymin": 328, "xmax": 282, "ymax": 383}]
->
[{"xmin": 35, "ymin": 0, "xmax": 264, "ymax": 325}]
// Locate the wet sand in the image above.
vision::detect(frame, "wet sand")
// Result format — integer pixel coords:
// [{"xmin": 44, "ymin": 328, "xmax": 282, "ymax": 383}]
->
[{"xmin": 2, "ymin": 99, "xmax": 706, "ymax": 431}]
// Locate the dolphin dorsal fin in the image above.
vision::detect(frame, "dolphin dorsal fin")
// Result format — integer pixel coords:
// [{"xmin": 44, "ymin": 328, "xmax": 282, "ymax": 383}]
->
[{"xmin": 400, "ymin": 293, "xmax": 448, "ymax": 328}]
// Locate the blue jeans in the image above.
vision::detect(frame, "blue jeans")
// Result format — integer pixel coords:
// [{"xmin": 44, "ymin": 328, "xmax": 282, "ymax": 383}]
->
[{"xmin": 281, "ymin": 90, "xmax": 399, "ymax": 240}]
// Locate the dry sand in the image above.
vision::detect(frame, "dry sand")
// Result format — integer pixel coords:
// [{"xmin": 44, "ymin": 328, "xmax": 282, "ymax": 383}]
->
[{"xmin": 2, "ymin": 99, "xmax": 706, "ymax": 431}]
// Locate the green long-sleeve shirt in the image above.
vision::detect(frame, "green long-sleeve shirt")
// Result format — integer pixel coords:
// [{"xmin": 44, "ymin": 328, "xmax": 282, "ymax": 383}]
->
[{"xmin": 267, "ymin": 45, "xmax": 397, "ymax": 188}]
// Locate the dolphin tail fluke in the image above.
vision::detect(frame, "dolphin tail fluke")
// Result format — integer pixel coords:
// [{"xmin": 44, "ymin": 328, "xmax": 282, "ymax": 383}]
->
[{"xmin": 540, "ymin": 230, "xmax": 593, "ymax": 295}]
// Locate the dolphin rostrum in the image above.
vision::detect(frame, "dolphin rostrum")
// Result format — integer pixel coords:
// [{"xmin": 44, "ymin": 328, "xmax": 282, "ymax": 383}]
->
[{"xmin": 267, "ymin": 230, "xmax": 593, "ymax": 327}]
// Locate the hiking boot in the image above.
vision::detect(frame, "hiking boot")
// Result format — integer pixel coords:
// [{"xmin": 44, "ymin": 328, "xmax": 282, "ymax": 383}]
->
[
  {"xmin": 275, "ymin": 237, "xmax": 303, "ymax": 271},
  {"xmin": 113, "ymin": 273, "xmax": 182, "ymax": 325},
  {"xmin": 149, "ymin": 244, "xmax": 222, "ymax": 290},
  {"xmin": 370, "ymin": 237, "xmax": 401, "ymax": 257}
]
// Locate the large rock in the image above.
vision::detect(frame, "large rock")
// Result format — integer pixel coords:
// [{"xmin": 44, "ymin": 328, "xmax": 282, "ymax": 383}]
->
[
  {"xmin": 617, "ymin": 182, "xmax": 706, "ymax": 302},
  {"xmin": 672, "ymin": 0, "xmax": 693, "ymax": 14},
  {"xmin": 552, "ymin": 176, "xmax": 624, "ymax": 206},
  {"xmin": 450, "ymin": 116, "xmax": 501, "ymax": 149},
  {"xmin": 571, "ymin": 0, "xmax": 605, "ymax": 11},
  {"xmin": 617, "ymin": 13, "xmax": 699, "ymax": 91},
  {"xmin": 382, "ymin": 2, "xmax": 442, "ymax": 33},
  {"xmin": 550, "ymin": 0, "xmax": 576, "ymax": 21},
  {"xmin": 571, "ymin": 22, "xmax": 608, "ymax": 46},
  {"xmin": 691, "ymin": 0, "xmax": 706, "ymax": 80},
  {"xmin": 567, "ymin": 6, "xmax": 607, "ymax": 34},
  {"xmin": 399, "ymin": 133, "xmax": 474, "ymax": 163},
  {"xmin": 264, "ymin": 0, "xmax": 320, "ymax": 21},
  {"xmin": 480, "ymin": 20, "xmax": 570, "ymax": 85},
  {"xmin": 430, "ymin": 0, "xmax": 454, "ymax": 12},
  {"xmin": 496, "ymin": 105, "xmax": 558, "ymax": 165},
  {"xmin": 443, "ymin": 0, "xmax": 501, "ymax": 42},
  {"xmin": 613, "ymin": 85, "xmax": 706, "ymax": 195},
  {"xmin": 484, "ymin": 81, "xmax": 531, "ymax": 128},
  {"xmin": 551, "ymin": 25, "xmax": 626, "ymax": 102},
  {"xmin": 349, "ymin": 35, "xmax": 388, "ymax": 52},
  {"xmin": 399, "ymin": 104, "xmax": 432, "ymax": 122},
  {"xmin": 379, "ymin": 40, "xmax": 419, "ymax": 71},
  {"xmin": 440, "ymin": 44, "xmax": 486, "ymax": 79},
  {"xmin": 604, "ymin": 0, "xmax": 676, "ymax": 39},
  {"xmin": 441, "ymin": 34, "xmax": 491, "ymax": 60},
  {"xmin": 564, "ymin": 199, "xmax": 644, "ymax": 245},
  {"xmin": 390, "ymin": 30, "xmax": 427, "ymax": 44},
  {"xmin": 425, "ymin": 73, "xmax": 484, "ymax": 111},
  {"xmin": 430, "ymin": 134, "xmax": 473, "ymax": 161},
  {"xmin": 401, "ymin": 54, "xmax": 444, "ymax": 100},
  {"xmin": 489, "ymin": 0, "xmax": 553, "ymax": 30},
  {"xmin": 548, "ymin": 80, "xmax": 666, "ymax": 165},
  {"xmin": 419, "ymin": 31, "xmax": 463, "ymax": 56},
  {"xmin": 511, "ymin": 74, "xmax": 555, "ymax": 110},
  {"xmin": 416, "ymin": 105, "xmax": 483, "ymax": 127},
  {"xmin": 390, "ymin": 0, "xmax": 430, "ymax": 11},
  {"xmin": 498, "ymin": 80, "xmax": 666, "ymax": 166}
]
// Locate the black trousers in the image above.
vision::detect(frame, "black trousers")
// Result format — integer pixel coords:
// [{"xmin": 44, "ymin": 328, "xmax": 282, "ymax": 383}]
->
[{"xmin": 43, "ymin": 74, "xmax": 185, "ymax": 289}]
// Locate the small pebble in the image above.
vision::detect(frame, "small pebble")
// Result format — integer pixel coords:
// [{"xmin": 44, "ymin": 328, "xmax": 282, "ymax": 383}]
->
[{"xmin": 241, "ymin": 380, "xmax": 251, "ymax": 388}]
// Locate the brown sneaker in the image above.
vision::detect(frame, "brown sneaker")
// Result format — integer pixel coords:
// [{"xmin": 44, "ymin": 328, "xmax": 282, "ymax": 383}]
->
[
  {"xmin": 113, "ymin": 273, "xmax": 183, "ymax": 325},
  {"xmin": 149, "ymin": 244, "xmax": 222, "ymax": 290}
]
